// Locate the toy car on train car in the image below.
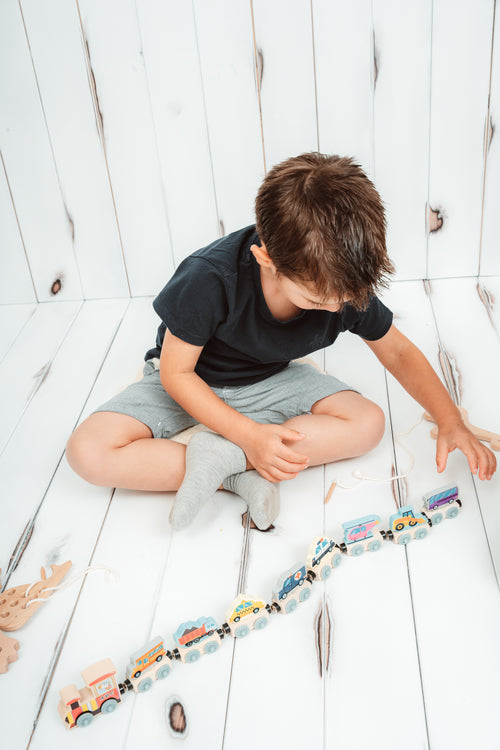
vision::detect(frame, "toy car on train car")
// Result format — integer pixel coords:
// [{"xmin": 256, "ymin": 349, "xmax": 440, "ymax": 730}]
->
[
  {"xmin": 229, "ymin": 599, "xmax": 266, "ymax": 623},
  {"xmin": 172, "ymin": 616, "xmax": 222, "ymax": 663},
  {"xmin": 340, "ymin": 514, "xmax": 383, "ymax": 556},
  {"xmin": 306, "ymin": 536, "xmax": 342, "ymax": 580},
  {"xmin": 272, "ymin": 563, "xmax": 313, "ymax": 614},
  {"xmin": 225, "ymin": 596, "xmax": 270, "ymax": 638},
  {"xmin": 126, "ymin": 636, "xmax": 167, "ymax": 679},
  {"xmin": 275, "ymin": 564, "xmax": 307, "ymax": 600},
  {"xmin": 387, "ymin": 505, "xmax": 430, "ymax": 544},
  {"xmin": 422, "ymin": 483, "xmax": 461, "ymax": 524}
]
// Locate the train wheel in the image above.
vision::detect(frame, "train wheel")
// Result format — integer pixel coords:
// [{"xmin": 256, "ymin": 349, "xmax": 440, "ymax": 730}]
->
[
  {"xmin": 285, "ymin": 599, "xmax": 297, "ymax": 614},
  {"xmin": 254, "ymin": 616, "xmax": 268, "ymax": 630},
  {"xmin": 398, "ymin": 533, "xmax": 412, "ymax": 545},
  {"xmin": 368, "ymin": 540, "xmax": 381, "ymax": 552},
  {"xmin": 75, "ymin": 712, "xmax": 94, "ymax": 728},
  {"xmin": 138, "ymin": 678, "xmax": 153, "ymax": 693},
  {"xmin": 235, "ymin": 624, "xmax": 250, "ymax": 638},
  {"xmin": 185, "ymin": 649, "xmax": 201, "ymax": 663},
  {"xmin": 446, "ymin": 506, "xmax": 459, "ymax": 519},
  {"xmin": 331, "ymin": 553, "xmax": 342, "ymax": 568},
  {"xmin": 415, "ymin": 527, "xmax": 428, "ymax": 540},
  {"xmin": 320, "ymin": 564, "xmax": 332, "ymax": 580},
  {"xmin": 432, "ymin": 512, "xmax": 444, "ymax": 525},
  {"xmin": 300, "ymin": 588, "xmax": 311, "ymax": 603},
  {"xmin": 101, "ymin": 698, "xmax": 119, "ymax": 714},
  {"xmin": 157, "ymin": 664, "xmax": 171, "ymax": 679},
  {"xmin": 351, "ymin": 544, "xmax": 364, "ymax": 557},
  {"xmin": 204, "ymin": 641, "xmax": 219, "ymax": 655}
]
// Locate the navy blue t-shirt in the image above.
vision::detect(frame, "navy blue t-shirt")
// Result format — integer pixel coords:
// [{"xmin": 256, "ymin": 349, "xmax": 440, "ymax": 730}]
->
[{"xmin": 145, "ymin": 225, "xmax": 393, "ymax": 386}]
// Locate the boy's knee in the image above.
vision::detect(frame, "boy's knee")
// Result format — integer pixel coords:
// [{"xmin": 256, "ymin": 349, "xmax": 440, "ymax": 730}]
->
[
  {"xmin": 360, "ymin": 401, "xmax": 385, "ymax": 449},
  {"xmin": 66, "ymin": 427, "xmax": 108, "ymax": 486}
]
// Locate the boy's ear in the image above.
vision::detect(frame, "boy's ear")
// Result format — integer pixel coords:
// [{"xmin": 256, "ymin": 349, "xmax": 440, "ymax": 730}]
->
[{"xmin": 250, "ymin": 242, "xmax": 274, "ymax": 268}]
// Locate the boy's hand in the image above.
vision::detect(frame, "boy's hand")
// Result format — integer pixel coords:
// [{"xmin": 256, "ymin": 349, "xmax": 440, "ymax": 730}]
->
[
  {"xmin": 241, "ymin": 423, "xmax": 310, "ymax": 482},
  {"xmin": 436, "ymin": 419, "xmax": 497, "ymax": 480}
]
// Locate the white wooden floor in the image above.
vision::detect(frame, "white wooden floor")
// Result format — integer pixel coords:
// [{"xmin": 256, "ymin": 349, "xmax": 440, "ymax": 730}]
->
[{"xmin": 1, "ymin": 278, "xmax": 499, "ymax": 750}]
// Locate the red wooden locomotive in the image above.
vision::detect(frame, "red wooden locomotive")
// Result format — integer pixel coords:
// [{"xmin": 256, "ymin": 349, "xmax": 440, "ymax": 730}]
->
[{"xmin": 58, "ymin": 658, "xmax": 122, "ymax": 729}]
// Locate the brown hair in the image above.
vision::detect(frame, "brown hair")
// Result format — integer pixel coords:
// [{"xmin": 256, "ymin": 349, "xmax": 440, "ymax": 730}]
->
[{"xmin": 254, "ymin": 152, "xmax": 395, "ymax": 309}]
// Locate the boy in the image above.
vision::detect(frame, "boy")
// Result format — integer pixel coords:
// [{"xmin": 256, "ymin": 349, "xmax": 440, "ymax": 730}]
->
[{"xmin": 66, "ymin": 153, "xmax": 496, "ymax": 530}]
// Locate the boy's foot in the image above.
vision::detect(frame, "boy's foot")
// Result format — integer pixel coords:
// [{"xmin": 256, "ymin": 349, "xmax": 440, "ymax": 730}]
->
[
  {"xmin": 169, "ymin": 431, "xmax": 246, "ymax": 530},
  {"xmin": 223, "ymin": 471, "xmax": 279, "ymax": 530}
]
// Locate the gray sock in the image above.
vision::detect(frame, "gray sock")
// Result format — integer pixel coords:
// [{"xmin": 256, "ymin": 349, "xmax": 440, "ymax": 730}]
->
[
  {"xmin": 223, "ymin": 471, "xmax": 280, "ymax": 530},
  {"xmin": 170, "ymin": 432, "xmax": 247, "ymax": 530}
]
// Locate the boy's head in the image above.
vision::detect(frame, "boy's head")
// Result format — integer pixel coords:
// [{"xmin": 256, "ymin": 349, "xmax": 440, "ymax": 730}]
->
[{"xmin": 254, "ymin": 152, "xmax": 395, "ymax": 310}]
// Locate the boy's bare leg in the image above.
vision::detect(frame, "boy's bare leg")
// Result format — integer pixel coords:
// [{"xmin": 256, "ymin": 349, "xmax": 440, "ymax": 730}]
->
[
  {"xmin": 66, "ymin": 391, "xmax": 384, "ymax": 492},
  {"xmin": 281, "ymin": 390, "xmax": 386, "ymax": 467},
  {"xmin": 66, "ymin": 412, "xmax": 188, "ymax": 491}
]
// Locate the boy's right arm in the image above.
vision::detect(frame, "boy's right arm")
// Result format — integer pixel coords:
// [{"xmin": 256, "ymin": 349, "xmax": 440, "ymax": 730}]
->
[{"xmin": 159, "ymin": 330, "xmax": 309, "ymax": 482}]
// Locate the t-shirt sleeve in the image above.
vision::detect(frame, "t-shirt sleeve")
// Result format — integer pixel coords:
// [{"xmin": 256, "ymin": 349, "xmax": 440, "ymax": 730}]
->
[
  {"xmin": 342, "ymin": 295, "xmax": 393, "ymax": 341},
  {"xmin": 152, "ymin": 257, "xmax": 228, "ymax": 346}
]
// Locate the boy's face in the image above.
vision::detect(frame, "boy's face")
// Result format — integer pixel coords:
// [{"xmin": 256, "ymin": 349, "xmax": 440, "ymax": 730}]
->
[
  {"xmin": 251, "ymin": 242, "xmax": 344, "ymax": 312},
  {"xmin": 273, "ymin": 274, "xmax": 344, "ymax": 312}
]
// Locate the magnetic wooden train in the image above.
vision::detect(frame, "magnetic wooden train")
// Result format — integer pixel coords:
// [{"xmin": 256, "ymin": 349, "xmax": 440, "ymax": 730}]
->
[{"xmin": 58, "ymin": 482, "xmax": 461, "ymax": 730}]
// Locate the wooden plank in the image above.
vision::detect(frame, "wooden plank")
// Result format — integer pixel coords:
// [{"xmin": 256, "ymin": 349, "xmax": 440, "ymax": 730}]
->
[
  {"xmin": 0, "ymin": 303, "xmax": 36, "ymax": 363},
  {"xmin": 20, "ymin": 0, "xmax": 130, "ymax": 299},
  {"xmin": 0, "ymin": 298, "xmax": 157, "ymax": 749},
  {"xmin": 136, "ymin": 0, "xmax": 220, "ymax": 265},
  {"xmin": 252, "ymin": 0, "xmax": 318, "ymax": 169},
  {"xmin": 383, "ymin": 279, "xmax": 500, "ymax": 750},
  {"xmin": 0, "ymin": 1, "xmax": 83, "ymax": 302},
  {"xmin": 23, "ymin": 300, "xmax": 251, "ymax": 747},
  {"xmin": 124, "ymin": 498, "xmax": 249, "ymax": 749},
  {"xmin": 192, "ymin": 0, "xmax": 264, "ymax": 235},
  {"xmin": 0, "ymin": 299, "xmax": 128, "ymax": 585},
  {"xmin": 480, "ymin": 4, "xmax": 500, "ymax": 276},
  {"xmin": 313, "ymin": 0, "xmax": 373, "ymax": 172},
  {"xmin": 323, "ymin": 321, "xmax": 428, "ymax": 749},
  {"xmin": 0, "ymin": 162, "xmax": 36, "ymax": 304},
  {"xmin": 223, "ymin": 466, "xmax": 326, "ymax": 748},
  {"xmin": 423, "ymin": 277, "xmax": 500, "ymax": 577},
  {"xmin": 0, "ymin": 301, "xmax": 82, "ymax": 455},
  {"xmin": 373, "ymin": 0, "xmax": 432, "ymax": 280},
  {"xmin": 427, "ymin": 0, "xmax": 494, "ymax": 278},
  {"xmin": 76, "ymin": 0, "xmax": 176, "ymax": 296}
]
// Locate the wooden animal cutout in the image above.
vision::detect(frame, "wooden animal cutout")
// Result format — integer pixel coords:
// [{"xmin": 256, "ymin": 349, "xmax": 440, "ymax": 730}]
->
[
  {"xmin": 0, "ymin": 631, "xmax": 20, "ymax": 673},
  {"xmin": 424, "ymin": 407, "xmax": 500, "ymax": 451},
  {"xmin": 0, "ymin": 561, "xmax": 72, "ymax": 632}
]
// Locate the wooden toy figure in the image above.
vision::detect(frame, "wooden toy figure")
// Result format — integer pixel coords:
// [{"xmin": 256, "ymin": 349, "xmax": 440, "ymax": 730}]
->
[
  {"xmin": 224, "ymin": 596, "xmax": 271, "ymax": 638},
  {"xmin": 58, "ymin": 658, "xmax": 122, "ymax": 729},
  {"xmin": 0, "ymin": 630, "xmax": 20, "ymax": 674},
  {"xmin": 421, "ymin": 484, "xmax": 461, "ymax": 525},
  {"xmin": 339, "ymin": 514, "xmax": 383, "ymax": 556},
  {"xmin": 385, "ymin": 505, "xmax": 430, "ymax": 545},
  {"xmin": 172, "ymin": 617, "xmax": 223, "ymax": 663},
  {"xmin": 305, "ymin": 536, "xmax": 342, "ymax": 580},
  {"xmin": 125, "ymin": 637, "xmax": 173, "ymax": 691},
  {"xmin": 271, "ymin": 563, "xmax": 313, "ymax": 614},
  {"xmin": 0, "ymin": 561, "xmax": 72, "ymax": 631}
]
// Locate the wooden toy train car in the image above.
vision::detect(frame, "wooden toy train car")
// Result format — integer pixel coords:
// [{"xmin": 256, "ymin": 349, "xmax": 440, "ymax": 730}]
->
[{"xmin": 58, "ymin": 482, "xmax": 462, "ymax": 729}]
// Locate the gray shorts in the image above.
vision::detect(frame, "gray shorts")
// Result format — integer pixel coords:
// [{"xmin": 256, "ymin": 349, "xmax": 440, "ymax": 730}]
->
[{"xmin": 93, "ymin": 360, "xmax": 357, "ymax": 439}]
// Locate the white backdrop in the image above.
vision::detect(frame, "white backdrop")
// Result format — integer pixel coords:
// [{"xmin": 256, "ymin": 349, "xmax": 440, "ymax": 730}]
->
[{"xmin": 0, "ymin": 0, "xmax": 499, "ymax": 304}]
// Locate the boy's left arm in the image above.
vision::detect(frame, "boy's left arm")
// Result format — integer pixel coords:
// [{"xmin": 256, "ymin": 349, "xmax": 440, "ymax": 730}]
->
[{"xmin": 364, "ymin": 324, "xmax": 496, "ymax": 480}]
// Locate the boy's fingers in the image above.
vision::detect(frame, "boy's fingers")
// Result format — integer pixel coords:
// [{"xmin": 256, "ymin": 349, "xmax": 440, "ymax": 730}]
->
[
  {"xmin": 435, "ymin": 438, "xmax": 449, "ymax": 473},
  {"xmin": 273, "ymin": 456, "xmax": 308, "ymax": 474},
  {"xmin": 278, "ymin": 427, "xmax": 306, "ymax": 442},
  {"xmin": 279, "ymin": 444, "xmax": 310, "ymax": 465},
  {"xmin": 261, "ymin": 465, "xmax": 298, "ymax": 482}
]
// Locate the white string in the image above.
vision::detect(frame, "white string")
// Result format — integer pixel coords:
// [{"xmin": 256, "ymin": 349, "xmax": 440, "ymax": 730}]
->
[
  {"xmin": 334, "ymin": 414, "xmax": 426, "ymax": 490},
  {"xmin": 24, "ymin": 565, "xmax": 119, "ymax": 608}
]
